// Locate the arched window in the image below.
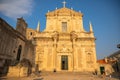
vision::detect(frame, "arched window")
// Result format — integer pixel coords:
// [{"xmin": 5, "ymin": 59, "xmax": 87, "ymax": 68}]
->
[{"xmin": 16, "ymin": 45, "xmax": 22, "ymax": 61}]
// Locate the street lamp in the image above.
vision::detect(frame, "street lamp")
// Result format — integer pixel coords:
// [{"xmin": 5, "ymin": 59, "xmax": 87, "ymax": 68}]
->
[{"xmin": 117, "ymin": 44, "xmax": 120, "ymax": 49}]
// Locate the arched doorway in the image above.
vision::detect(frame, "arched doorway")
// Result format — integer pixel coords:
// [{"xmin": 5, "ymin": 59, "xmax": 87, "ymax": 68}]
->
[{"xmin": 16, "ymin": 45, "xmax": 22, "ymax": 61}]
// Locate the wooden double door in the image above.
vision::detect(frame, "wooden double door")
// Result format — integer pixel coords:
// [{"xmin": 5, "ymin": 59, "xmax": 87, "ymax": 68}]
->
[{"xmin": 61, "ymin": 55, "xmax": 68, "ymax": 70}]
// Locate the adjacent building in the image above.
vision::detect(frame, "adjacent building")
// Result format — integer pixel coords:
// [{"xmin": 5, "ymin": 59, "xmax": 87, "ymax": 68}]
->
[{"xmin": 0, "ymin": 18, "xmax": 34, "ymax": 76}]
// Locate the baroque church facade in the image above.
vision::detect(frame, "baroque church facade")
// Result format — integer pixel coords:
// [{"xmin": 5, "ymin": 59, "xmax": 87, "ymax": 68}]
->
[
  {"xmin": 0, "ymin": 3, "xmax": 97, "ymax": 76},
  {"xmin": 27, "ymin": 5, "xmax": 97, "ymax": 71}
]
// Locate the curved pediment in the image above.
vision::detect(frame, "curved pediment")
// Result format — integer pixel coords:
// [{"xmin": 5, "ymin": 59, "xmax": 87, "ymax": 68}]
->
[{"xmin": 46, "ymin": 7, "xmax": 83, "ymax": 16}]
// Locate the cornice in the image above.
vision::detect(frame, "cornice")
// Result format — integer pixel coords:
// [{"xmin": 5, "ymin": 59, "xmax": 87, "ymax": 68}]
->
[{"xmin": 46, "ymin": 7, "xmax": 83, "ymax": 17}]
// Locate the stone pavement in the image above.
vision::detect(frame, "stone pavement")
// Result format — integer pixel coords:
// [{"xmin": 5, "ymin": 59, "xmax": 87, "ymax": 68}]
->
[{"xmin": 0, "ymin": 72, "xmax": 119, "ymax": 80}]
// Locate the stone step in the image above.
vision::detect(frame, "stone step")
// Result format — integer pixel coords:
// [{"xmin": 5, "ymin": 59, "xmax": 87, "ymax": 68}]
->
[{"xmin": 40, "ymin": 71, "xmax": 93, "ymax": 76}]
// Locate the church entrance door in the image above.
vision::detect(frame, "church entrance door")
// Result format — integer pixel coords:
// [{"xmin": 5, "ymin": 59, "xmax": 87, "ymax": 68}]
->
[{"xmin": 61, "ymin": 55, "xmax": 68, "ymax": 70}]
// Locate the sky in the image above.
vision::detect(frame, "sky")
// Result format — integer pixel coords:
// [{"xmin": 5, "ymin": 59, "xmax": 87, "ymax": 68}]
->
[{"xmin": 0, "ymin": 0, "xmax": 120, "ymax": 59}]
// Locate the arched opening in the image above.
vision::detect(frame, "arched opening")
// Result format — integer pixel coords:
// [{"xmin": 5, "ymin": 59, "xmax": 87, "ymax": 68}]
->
[{"xmin": 16, "ymin": 45, "xmax": 22, "ymax": 61}]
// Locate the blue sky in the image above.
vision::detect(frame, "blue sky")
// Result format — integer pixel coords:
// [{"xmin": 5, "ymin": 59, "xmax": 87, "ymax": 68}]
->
[{"xmin": 0, "ymin": 0, "xmax": 120, "ymax": 59}]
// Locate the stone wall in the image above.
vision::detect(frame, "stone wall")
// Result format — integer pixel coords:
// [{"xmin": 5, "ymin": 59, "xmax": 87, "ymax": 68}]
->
[
  {"xmin": 0, "ymin": 18, "xmax": 35, "ymax": 77},
  {"xmin": 0, "ymin": 18, "xmax": 18, "ymax": 75},
  {"xmin": 97, "ymin": 63, "xmax": 114, "ymax": 75}
]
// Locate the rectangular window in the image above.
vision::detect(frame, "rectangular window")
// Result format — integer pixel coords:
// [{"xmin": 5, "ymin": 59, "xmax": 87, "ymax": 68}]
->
[{"xmin": 62, "ymin": 22, "xmax": 67, "ymax": 32}]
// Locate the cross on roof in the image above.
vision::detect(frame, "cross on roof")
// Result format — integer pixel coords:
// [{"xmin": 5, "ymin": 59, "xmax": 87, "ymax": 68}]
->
[{"xmin": 62, "ymin": 1, "xmax": 66, "ymax": 7}]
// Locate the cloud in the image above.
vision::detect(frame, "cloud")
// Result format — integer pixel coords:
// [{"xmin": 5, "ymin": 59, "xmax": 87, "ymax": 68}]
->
[{"xmin": 0, "ymin": 0, "xmax": 33, "ymax": 19}]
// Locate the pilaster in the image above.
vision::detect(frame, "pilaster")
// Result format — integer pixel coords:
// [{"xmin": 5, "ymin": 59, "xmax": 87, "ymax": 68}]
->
[
  {"xmin": 52, "ymin": 32, "xmax": 59, "ymax": 71},
  {"xmin": 70, "ymin": 32, "xmax": 78, "ymax": 71}
]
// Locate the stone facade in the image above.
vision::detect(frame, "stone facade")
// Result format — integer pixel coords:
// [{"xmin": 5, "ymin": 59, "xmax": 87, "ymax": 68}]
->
[
  {"xmin": 0, "ymin": 6, "xmax": 97, "ymax": 76},
  {"xmin": 0, "ymin": 18, "xmax": 34, "ymax": 76},
  {"xmin": 26, "ymin": 7, "xmax": 97, "ymax": 72}
]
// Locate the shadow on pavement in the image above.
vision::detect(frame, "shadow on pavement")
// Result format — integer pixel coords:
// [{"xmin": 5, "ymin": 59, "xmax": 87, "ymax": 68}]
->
[
  {"xmin": 111, "ymin": 72, "xmax": 120, "ymax": 80},
  {"xmin": 0, "ymin": 77, "xmax": 7, "ymax": 80}
]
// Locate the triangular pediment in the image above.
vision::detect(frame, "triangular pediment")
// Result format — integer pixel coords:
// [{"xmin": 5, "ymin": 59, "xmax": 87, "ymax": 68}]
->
[{"xmin": 46, "ymin": 7, "xmax": 83, "ymax": 16}]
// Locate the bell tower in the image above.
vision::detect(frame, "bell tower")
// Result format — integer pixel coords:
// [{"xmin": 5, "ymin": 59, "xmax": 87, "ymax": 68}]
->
[{"xmin": 16, "ymin": 17, "xmax": 27, "ymax": 37}]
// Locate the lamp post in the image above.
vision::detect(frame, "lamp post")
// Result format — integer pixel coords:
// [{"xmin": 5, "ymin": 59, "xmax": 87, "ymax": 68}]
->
[{"xmin": 117, "ymin": 44, "xmax": 120, "ymax": 49}]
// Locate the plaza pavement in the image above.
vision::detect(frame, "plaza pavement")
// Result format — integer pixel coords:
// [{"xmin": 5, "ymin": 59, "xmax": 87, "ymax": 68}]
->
[{"xmin": 0, "ymin": 72, "xmax": 119, "ymax": 80}]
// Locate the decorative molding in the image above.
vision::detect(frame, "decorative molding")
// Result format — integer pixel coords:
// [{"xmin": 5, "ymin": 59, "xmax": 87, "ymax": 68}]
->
[
  {"xmin": 46, "ymin": 8, "xmax": 83, "ymax": 16},
  {"xmin": 57, "ymin": 47, "xmax": 73, "ymax": 53}
]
